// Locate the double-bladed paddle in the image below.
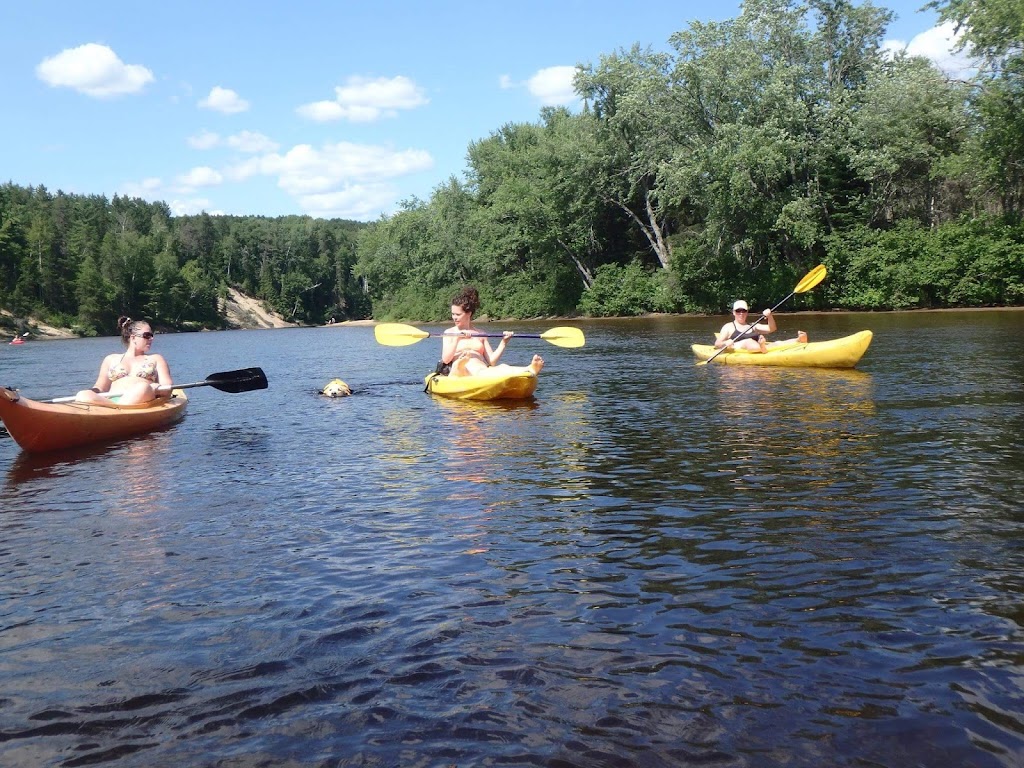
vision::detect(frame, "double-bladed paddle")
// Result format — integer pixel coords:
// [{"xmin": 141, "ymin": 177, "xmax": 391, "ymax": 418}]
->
[
  {"xmin": 697, "ymin": 264, "xmax": 827, "ymax": 366},
  {"xmin": 164, "ymin": 367, "xmax": 268, "ymax": 394},
  {"xmin": 375, "ymin": 323, "xmax": 586, "ymax": 349}
]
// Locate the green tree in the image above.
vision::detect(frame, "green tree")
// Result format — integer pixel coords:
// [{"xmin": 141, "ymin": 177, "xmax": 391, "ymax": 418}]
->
[
  {"xmin": 575, "ymin": 44, "xmax": 676, "ymax": 270},
  {"xmin": 75, "ymin": 252, "xmax": 114, "ymax": 332}
]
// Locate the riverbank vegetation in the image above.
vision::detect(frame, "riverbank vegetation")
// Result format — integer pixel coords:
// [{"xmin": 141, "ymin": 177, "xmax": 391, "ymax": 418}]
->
[
  {"xmin": 2, "ymin": 0, "xmax": 1022, "ymax": 334},
  {"xmin": 0, "ymin": 188, "xmax": 367, "ymax": 335}
]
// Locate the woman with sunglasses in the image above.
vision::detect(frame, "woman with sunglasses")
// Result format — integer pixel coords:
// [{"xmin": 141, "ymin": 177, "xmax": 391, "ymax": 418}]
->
[
  {"xmin": 714, "ymin": 300, "xmax": 807, "ymax": 353},
  {"xmin": 76, "ymin": 316, "xmax": 173, "ymax": 405}
]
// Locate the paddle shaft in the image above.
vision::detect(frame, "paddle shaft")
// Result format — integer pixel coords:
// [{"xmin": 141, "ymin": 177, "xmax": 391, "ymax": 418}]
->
[
  {"xmin": 438, "ymin": 331, "xmax": 548, "ymax": 340},
  {"xmin": 46, "ymin": 387, "xmax": 189, "ymax": 404},
  {"xmin": 374, "ymin": 323, "xmax": 585, "ymax": 348},
  {"xmin": 41, "ymin": 367, "xmax": 267, "ymax": 403}
]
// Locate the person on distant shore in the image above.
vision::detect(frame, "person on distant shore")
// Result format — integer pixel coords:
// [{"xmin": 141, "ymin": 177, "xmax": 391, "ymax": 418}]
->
[
  {"xmin": 76, "ymin": 316, "xmax": 173, "ymax": 404},
  {"xmin": 441, "ymin": 287, "xmax": 544, "ymax": 376},
  {"xmin": 714, "ymin": 300, "xmax": 807, "ymax": 353}
]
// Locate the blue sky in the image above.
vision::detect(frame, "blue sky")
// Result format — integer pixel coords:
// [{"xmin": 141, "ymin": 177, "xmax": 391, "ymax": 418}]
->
[{"xmin": 1, "ymin": 0, "xmax": 968, "ymax": 222}]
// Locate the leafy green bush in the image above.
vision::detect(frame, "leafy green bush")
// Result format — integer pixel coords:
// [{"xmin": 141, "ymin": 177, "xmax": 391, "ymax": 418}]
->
[{"xmin": 578, "ymin": 261, "xmax": 660, "ymax": 317}]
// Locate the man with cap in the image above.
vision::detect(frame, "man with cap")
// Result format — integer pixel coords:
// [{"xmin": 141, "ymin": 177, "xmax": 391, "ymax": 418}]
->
[{"xmin": 713, "ymin": 300, "xmax": 808, "ymax": 353}]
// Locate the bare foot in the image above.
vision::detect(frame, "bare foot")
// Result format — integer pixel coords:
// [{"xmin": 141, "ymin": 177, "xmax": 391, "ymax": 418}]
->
[
  {"xmin": 758, "ymin": 335, "xmax": 768, "ymax": 353},
  {"xmin": 528, "ymin": 354, "xmax": 544, "ymax": 374},
  {"xmin": 797, "ymin": 331, "xmax": 808, "ymax": 343}
]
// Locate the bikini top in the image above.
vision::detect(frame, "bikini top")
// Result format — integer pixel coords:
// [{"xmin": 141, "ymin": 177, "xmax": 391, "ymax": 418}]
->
[{"xmin": 109, "ymin": 356, "xmax": 158, "ymax": 383}]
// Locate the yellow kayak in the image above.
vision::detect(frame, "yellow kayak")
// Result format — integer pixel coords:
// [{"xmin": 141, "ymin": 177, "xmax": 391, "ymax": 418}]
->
[
  {"xmin": 692, "ymin": 330, "xmax": 873, "ymax": 368},
  {"xmin": 424, "ymin": 368, "xmax": 538, "ymax": 401}
]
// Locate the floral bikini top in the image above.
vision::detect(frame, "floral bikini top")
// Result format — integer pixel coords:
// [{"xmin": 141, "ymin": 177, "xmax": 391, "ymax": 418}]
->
[{"xmin": 109, "ymin": 356, "xmax": 158, "ymax": 383}]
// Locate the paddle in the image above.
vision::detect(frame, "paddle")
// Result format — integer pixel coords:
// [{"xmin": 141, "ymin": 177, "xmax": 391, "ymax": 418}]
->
[
  {"xmin": 697, "ymin": 264, "xmax": 827, "ymax": 366},
  {"xmin": 375, "ymin": 323, "xmax": 586, "ymax": 349},
  {"xmin": 167, "ymin": 367, "xmax": 269, "ymax": 394},
  {"xmin": 43, "ymin": 367, "xmax": 269, "ymax": 403}
]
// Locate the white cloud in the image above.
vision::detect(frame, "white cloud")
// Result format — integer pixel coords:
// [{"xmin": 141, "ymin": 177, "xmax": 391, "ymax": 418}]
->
[
  {"xmin": 119, "ymin": 177, "xmax": 164, "ymax": 198},
  {"xmin": 223, "ymin": 141, "xmax": 430, "ymax": 192},
  {"xmin": 498, "ymin": 74, "xmax": 515, "ymax": 90},
  {"xmin": 884, "ymin": 21, "xmax": 977, "ymax": 78},
  {"xmin": 298, "ymin": 184, "xmax": 399, "ymax": 220},
  {"xmin": 122, "ymin": 140, "xmax": 431, "ymax": 221},
  {"xmin": 296, "ymin": 75, "xmax": 428, "ymax": 122},
  {"xmin": 296, "ymin": 101, "xmax": 345, "ymax": 122},
  {"xmin": 188, "ymin": 130, "xmax": 221, "ymax": 150},
  {"xmin": 169, "ymin": 198, "xmax": 223, "ymax": 216},
  {"xmin": 36, "ymin": 43, "xmax": 153, "ymax": 98},
  {"xmin": 526, "ymin": 66, "xmax": 579, "ymax": 106},
  {"xmin": 226, "ymin": 130, "xmax": 278, "ymax": 153},
  {"xmin": 187, "ymin": 129, "xmax": 278, "ymax": 153},
  {"xmin": 199, "ymin": 86, "xmax": 250, "ymax": 114},
  {"xmin": 176, "ymin": 166, "xmax": 224, "ymax": 189}
]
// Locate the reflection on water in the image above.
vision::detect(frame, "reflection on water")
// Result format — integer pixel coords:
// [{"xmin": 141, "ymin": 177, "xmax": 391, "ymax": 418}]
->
[
  {"xmin": 704, "ymin": 366, "xmax": 878, "ymax": 482},
  {"xmin": 1, "ymin": 315, "xmax": 1023, "ymax": 767}
]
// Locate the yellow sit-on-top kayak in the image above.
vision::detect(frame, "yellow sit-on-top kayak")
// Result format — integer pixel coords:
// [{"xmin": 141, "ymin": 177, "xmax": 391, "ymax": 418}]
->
[
  {"xmin": 424, "ymin": 368, "xmax": 538, "ymax": 401},
  {"xmin": 0, "ymin": 388, "xmax": 188, "ymax": 452},
  {"xmin": 691, "ymin": 330, "xmax": 873, "ymax": 368}
]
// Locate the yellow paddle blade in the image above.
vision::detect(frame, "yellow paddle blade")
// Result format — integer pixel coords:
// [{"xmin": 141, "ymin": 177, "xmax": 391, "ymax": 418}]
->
[
  {"xmin": 374, "ymin": 323, "xmax": 430, "ymax": 346},
  {"xmin": 539, "ymin": 327, "xmax": 586, "ymax": 348},
  {"xmin": 794, "ymin": 264, "xmax": 827, "ymax": 293}
]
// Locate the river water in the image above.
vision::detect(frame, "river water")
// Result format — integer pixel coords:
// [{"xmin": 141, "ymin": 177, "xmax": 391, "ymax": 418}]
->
[{"xmin": 1, "ymin": 311, "xmax": 1023, "ymax": 767}]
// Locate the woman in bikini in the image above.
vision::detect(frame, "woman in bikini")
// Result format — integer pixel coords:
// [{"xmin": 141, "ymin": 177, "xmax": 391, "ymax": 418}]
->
[
  {"xmin": 76, "ymin": 316, "xmax": 173, "ymax": 405},
  {"xmin": 441, "ymin": 287, "xmax": 544, "ymax": 377},
  {"xmin": 714, "ymin": 300, "xmax": 808, "ymax": 353}
]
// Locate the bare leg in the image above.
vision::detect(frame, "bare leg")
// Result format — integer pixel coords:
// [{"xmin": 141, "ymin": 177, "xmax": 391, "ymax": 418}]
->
[
  {"xmin": 732, "ymin": 338, "xmax": 761, "ymax": 351},
  {"xmin": 450, "ymin": 355, "xmax": 489, "ymax": 377},
  {"xmin": 765, "ymin": 332, "xmax": 810, "ymax": 349},
  {"xmin": 75, "ymin": 390, "xmax": 106, "ymax": 403}
]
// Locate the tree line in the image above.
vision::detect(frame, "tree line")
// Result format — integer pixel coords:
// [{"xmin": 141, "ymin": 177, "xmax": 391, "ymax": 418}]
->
[
  {"xmin": 0, "ymin": 184, "xmax": 367, "ymax": 335},
  {"xmin": 2, "ymin": 0, "xmax": 1023, "ymax": 337},
  {"xmin": 357, "ymin": 0, "xmax": 1024, "ymax": 319}
]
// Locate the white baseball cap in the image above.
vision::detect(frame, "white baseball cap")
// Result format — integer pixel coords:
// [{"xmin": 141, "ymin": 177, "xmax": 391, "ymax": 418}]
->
[{"xmin": 732, "ymin": 300, "xmax": 749, "ymax": 311}]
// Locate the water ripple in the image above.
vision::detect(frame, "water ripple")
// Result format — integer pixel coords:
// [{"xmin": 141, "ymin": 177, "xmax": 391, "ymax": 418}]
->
[{"xmin": 2, "ymin": 318, "xmax": 1024, "ymax": 765}]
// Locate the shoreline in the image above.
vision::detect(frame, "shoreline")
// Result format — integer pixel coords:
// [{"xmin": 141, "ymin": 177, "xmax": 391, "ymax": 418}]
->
[{"xmin": 4, "ymin": 305, "xmax": 1021, "ymax": 342}]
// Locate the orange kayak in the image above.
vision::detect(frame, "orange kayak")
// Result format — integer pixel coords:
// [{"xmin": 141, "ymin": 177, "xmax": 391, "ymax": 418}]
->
[{"xmin": 0, "ymin": 388, "xmax": 188, "ymax": 453}]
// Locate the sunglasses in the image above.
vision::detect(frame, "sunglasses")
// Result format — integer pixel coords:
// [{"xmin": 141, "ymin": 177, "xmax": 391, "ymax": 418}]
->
[
  {"xmin": 734, "ymin": 309, "xmax": 748, "ymax": 313},
  {"xmin": 135, "ymin": 331, "xmax": 155, "ymax": 339}
]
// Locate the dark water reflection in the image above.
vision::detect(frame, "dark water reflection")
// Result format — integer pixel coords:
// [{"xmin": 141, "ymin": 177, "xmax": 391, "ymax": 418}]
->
[{"xmin": 2, "ymin": 311, "xmax": 1023, "ymax": 766}]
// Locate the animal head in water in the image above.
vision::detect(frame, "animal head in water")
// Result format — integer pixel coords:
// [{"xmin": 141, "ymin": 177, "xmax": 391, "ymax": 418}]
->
[{"xmin": 321, "ymin": 378, "xmax": 352, "ymax": 397}]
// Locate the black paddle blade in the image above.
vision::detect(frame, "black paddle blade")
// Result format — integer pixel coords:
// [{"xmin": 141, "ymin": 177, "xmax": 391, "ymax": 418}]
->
[{"xmin": 203, "ymin": 367, "xmax": 268, "ymax": 393}]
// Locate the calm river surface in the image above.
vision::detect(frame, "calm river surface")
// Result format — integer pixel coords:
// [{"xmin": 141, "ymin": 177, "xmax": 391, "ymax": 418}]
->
[{"xmin": 1, "ymin": 311, "xmax": 1023, "ymax": 767}]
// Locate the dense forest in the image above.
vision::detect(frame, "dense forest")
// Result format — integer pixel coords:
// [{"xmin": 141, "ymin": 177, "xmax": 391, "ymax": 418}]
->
[
  {"xmin": 0, "ymin": 187, "xmax": 367, "ymax": 335},
  {"xmin": 2, "ymin": 0, "xmax": 1023, "ymax": 336}
]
